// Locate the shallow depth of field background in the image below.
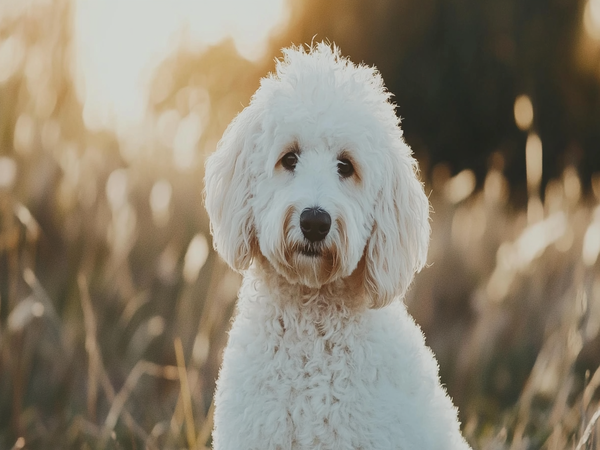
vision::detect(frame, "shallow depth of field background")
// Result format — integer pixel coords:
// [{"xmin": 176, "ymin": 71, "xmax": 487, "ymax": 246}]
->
[{"xmin": 1, "ymin": 0, "xmax": 600, "ymax": 448}]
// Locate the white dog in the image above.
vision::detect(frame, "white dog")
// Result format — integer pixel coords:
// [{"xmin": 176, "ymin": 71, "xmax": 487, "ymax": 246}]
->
[{"xmin": 204, "ymin": 43, "xmax": 472, "ymax": 450}]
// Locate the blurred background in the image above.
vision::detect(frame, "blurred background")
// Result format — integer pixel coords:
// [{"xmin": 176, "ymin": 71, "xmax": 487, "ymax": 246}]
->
[{"xmin": 1, "ymin": 0, "xmax": 600, "ymax": 448}]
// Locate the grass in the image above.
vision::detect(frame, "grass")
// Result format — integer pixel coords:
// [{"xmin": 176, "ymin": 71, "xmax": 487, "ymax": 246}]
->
[{"xmin": 0, "ymin": 1, "xmax": 599, "ymax": 449}]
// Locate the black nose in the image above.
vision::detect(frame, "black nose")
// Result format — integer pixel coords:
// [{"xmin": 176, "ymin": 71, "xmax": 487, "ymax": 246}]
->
[{"xmin": 300, "ymin": 207, "xmax": 331, "ymax": 243}]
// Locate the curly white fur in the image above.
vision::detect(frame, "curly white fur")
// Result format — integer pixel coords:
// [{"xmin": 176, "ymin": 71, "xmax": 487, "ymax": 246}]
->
[{"xmin": 205, "ymin": 43, "xmax": 472, "ymax": 450}]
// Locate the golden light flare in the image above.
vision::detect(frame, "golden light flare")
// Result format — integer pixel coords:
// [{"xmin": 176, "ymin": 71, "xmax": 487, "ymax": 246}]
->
[
  {"xmin": 563, "ymin": 166, "xmax": 582, "ymax": 205},
  {"xmin": 444, "ymin": 169, "xmax": 476, "ymax": 204},
  {"xmin": 0, "ymin": 157, "xmax": 17, "ymax": 190},
  {"xmin": 173, "ymin": 111, "xmax": 204, "ymax": 170},
  {"xmin": 74, "ymin": 0, "xmax": 289, "ymax": 131},
  {"xmin": 483, "ymin": 169, "xmax": 509, "ymax": 204},
  {"xmin": 149, "ymin": 179, "xmax": 173, "ymax": 227},
  {"xmin": 514, "ymin": 95, "xmax": 534, "ymax": 131},
  {"xmin": 106, "ymin": 168, "xmax": 129, "ymax": 212},
  {"xmin": 0, "ymin": 36, "xmax": 25, "ymax": 83},
  {"xmin": 486, "ymin": 212, "xmax": 567, "ymax": 303},
  {"xmin": 583, "ymin": 206, "xmax": 600, "ymax": 266},
  {"xmin": 183, "ymin": 233, "xmax": 210, "ymax": 284},
  {"xmin": 526, "ymin": 133, "xmax": 543, "ymax": 193},
  {"xmin": 578, "ymin": 0, "xmax": 600, "ymax": 77},
  {"xmin": 526, "ymin": 132, "xmax": 543, "ymax": 223},
  {"xmin": 584, "ymin": 0, "xmax": 600, "ymax": 40},
  {"xmin": 13, "ymin": 114, "xmax": 35, "ymax": 156},
  {"xmin": 583, "ymin": 222, "xmax": 600, "ymax": 266}
]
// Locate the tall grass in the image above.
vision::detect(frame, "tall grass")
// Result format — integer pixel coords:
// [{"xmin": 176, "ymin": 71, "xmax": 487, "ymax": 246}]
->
[{"xmin": 0, "ymin": 1, "xmax": 599, "ymax": 449}]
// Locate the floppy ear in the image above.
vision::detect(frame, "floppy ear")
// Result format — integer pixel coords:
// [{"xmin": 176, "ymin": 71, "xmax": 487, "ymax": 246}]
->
[
  {"xmin": 364, "ymin": 143, "xmax": 430, "ymax": 308},
  {"xmin": 204, "ymin": 106, "xmax": 259, "ymax": 272}
]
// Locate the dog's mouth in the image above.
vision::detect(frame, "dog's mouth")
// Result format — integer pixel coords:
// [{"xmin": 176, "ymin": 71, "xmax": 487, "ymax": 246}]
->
[{"xmin": 299, "ymin": 243, "xmax": 322, "ymax": 257}]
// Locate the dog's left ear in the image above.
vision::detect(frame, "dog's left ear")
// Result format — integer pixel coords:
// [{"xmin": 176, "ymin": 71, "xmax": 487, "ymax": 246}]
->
[
  {"xmin": 204, "ymin": 106, "xmax": 260, "ymax": 272},
  {"xmin": 364, "ymin": 142, "xmax": 430, "ymax": 308}
]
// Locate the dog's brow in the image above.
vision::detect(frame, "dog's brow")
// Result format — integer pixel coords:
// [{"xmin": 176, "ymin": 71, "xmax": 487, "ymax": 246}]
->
[{"xmin": 287, "ymin": 141, "xmax": 301, "ymax": 153}]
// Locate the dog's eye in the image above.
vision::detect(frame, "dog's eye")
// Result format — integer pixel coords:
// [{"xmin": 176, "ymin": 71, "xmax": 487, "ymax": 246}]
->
[
  {"xmin": 337, "ymin": 158, "xmax": 354, "ymax": 178},
  {"xmin": 281, "ymin": 152, "xmax": 298, "ymax": 171}
]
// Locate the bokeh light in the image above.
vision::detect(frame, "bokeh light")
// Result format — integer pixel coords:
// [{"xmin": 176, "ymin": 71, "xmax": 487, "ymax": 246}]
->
[
  {"xmin": 0, "ymin": 157, "xmax": 17, "ymax": 190},
  {"xmin": 526, "ymin": 132, "xmax": 543, "ymax": 193},
  {"xmin": 444, "ymin": 169, "xmax": 476, "ymax": 204},
  {"xmin": 583, "ymin": 214, "xmax": 600, "ymax": 266},
  {"xmin": 584, "ymin": 0, "xmax": 600, "ymax": 40},
  {"xmin": 514, "ymin": 95, "xmax": 534, "ymax": 131},
  {"xmin": 183, "ymin": 233, "xmax": 209, "ymax": 284},
  {"xmin": 149, "ymin": 179, "xmax": 173, "ymax": 227}
]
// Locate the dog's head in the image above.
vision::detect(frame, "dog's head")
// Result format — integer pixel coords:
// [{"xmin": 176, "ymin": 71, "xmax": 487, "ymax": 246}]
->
[{"xmin": 204, "ymin": 43, "xmax": 430, "ymax": 307}]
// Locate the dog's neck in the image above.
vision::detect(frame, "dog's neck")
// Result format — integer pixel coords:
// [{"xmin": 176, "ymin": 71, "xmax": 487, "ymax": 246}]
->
[{"xmin": 249, "ymin": 253, "xmax": 369, "ymax": 312}]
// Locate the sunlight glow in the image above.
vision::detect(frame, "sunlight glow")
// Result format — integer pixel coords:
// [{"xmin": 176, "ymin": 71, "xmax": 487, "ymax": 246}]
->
[
  {"xmin": 8, "ymin": 296, "xmax": 43, "ymax": 331},
  {"xmin": 0, "ymin": 36, "xmax": 25, "ymax": 83},
  {"xmin": 147, "ymin": 315, "xmax": 165, "ymax": 337},
  {"xmin": 593, "ymin": 173, "xmax": 600, "ymax": 201},
  {"xmin": 74, "ymin": 0, "xmax": 289, "ymax": 130},
  {"xmin": 483, "ymin": 169, "xmax": 508, "ymax": 204},
  {"xmin": 514, "ymin": 95, "xmax": 534, "ymax": 131},
  {"xmin": 192, "ymin": 332, "xmax": 210, "ymax": 366},
  {"xmin": 526, "ymin": 133, "xmax": 543, "ymax": 193},
  {"xmin": 183, "ymin": 233, "xmax": 209, "ymax": 283},
  {"xmin": 150, "ymin": 179, "xmax": 173, "ymax": 227},
  {"xmin": 31, "ymin": 301, "xmax": 45, "ymax": 318},
  {"xmin": 444, "ymin": 169, "xmax": 476, "ymax": 204},
  {"xmin": 157, "ymin": 244, "xmax": 179, "ymax": 283},
  {"xmin": 563, "ymin": 166, "xmax": 582, "ymax": 205},
  {"xmin": 0, "ymin": 157, "xmax": 17, "ymax": 190},
  {"xmin": 583, "ymin": 223, "xmax": 600, "ymax": 266},
  {"xmin": 583, "ymin": 207, "xmax": 600, "ymax": 266},
  {"xmin": 106, "ymin": 169, "xmax": 129, "ymax": 212},
  {"xmin": 13, "ymin": 114, "xmax": 34, "ymax": 155},
  {"xmin": 584, "ymin": 0, "xmax": 600, "ymax": 40},
  {"xmin": 173, "ymin": 112, "xmax": 203, "ymax": 170},
  {"xmin": 487, "ymin": 212, "xmax": 567, "ymax": 302},
  {"xmin": 526, "ymin": 132, "xmax": 543, "ymax": 223},
  {"xmin": 516, "ymin": 213, "xmax": 566, "ymax": 266}
]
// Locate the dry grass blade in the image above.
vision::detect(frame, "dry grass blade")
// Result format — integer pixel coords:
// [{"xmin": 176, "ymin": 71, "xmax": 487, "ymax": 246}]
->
[
  {"xmin": 78, "ymin": 275, "xmax": 151, "ymax": 447},
  {"xmin": 78, "ymin": 273, "xmax": 100, "ymax": 421},
  {"xmin": 22, "ymin": 268, "xmax": 61, "ymax": 330},
  {"xmin": 66, "ymin": 415, "xmax": 103, "ymax": 443},
  {"xmin": 170, "ymin": 393, "xmax": 185, "ymax": 437},
  {"xmin": 583, "ymin": 367, "xmax": 600, "ymax": 410},
  {"xmin": 10, "ymin": 437, "xmax": 25, "ymax": 450},
  {"xmin": 196, "ymin": 398, "xmax": 215, "ymax": 450},
  {"xmin": 576, "ymin": 407, "xmax": 600, "ymax": 450},
  {"xmin": 175, "ymin": 337, "xmax": 197, "ymax": 449},
  {"xmin": 103, "ymin": 361, "xmax": 178, "ymax": 435}
]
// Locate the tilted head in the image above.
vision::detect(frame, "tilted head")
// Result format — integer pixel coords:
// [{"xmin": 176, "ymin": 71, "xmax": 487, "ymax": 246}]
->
[{"xmin": 204, "ymin": 43, "xmax": 430, "ymax": 307}]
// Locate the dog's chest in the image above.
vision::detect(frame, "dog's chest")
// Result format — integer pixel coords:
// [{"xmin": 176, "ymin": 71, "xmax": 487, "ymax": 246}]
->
[
  {"xmin": 216, "ymin": 302, "xmax": 398, "ymax": 448},
  {"xmin": 270, "ymin": 312, "xmax": 376, "ymax": 394}
]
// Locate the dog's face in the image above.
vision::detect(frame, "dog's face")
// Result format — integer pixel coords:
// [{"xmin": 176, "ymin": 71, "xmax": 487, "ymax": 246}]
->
[
  {"xmin": 205, "ymin": 43, "xmax": 430, "ymax": 307},
  {"xmin": 251, "ymin": 137, "xmax": 375, "ymax": 289}
]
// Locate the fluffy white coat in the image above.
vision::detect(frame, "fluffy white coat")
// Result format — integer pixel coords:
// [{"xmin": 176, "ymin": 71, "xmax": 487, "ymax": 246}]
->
[{"xmin": 204, "ymin": 43, "xmax": 472, "ymax": 450}]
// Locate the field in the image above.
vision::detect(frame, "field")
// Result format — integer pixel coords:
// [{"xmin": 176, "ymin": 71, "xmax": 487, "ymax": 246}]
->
[{"xmin": 1, "ymin": 2, "xmax": 599, "ymax": 449}]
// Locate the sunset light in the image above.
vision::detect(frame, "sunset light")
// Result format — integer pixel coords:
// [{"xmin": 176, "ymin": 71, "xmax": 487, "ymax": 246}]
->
[
  {"xmin": 3, "ymin": 1, "xmax": 600, "ymax": 447},
  {"xmin": 74, "ymin": 0, "xmax": 289, "ymax": 130},
  {"xmin": 584, "ymin": 0, "xmax": 600, "ymax": 40}
]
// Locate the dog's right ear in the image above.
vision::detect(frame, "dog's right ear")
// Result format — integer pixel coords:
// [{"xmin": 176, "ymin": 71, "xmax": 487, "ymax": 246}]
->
[{"xmin": 204, "ymin": 106, "xmax": 259, "ymax": 272}]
